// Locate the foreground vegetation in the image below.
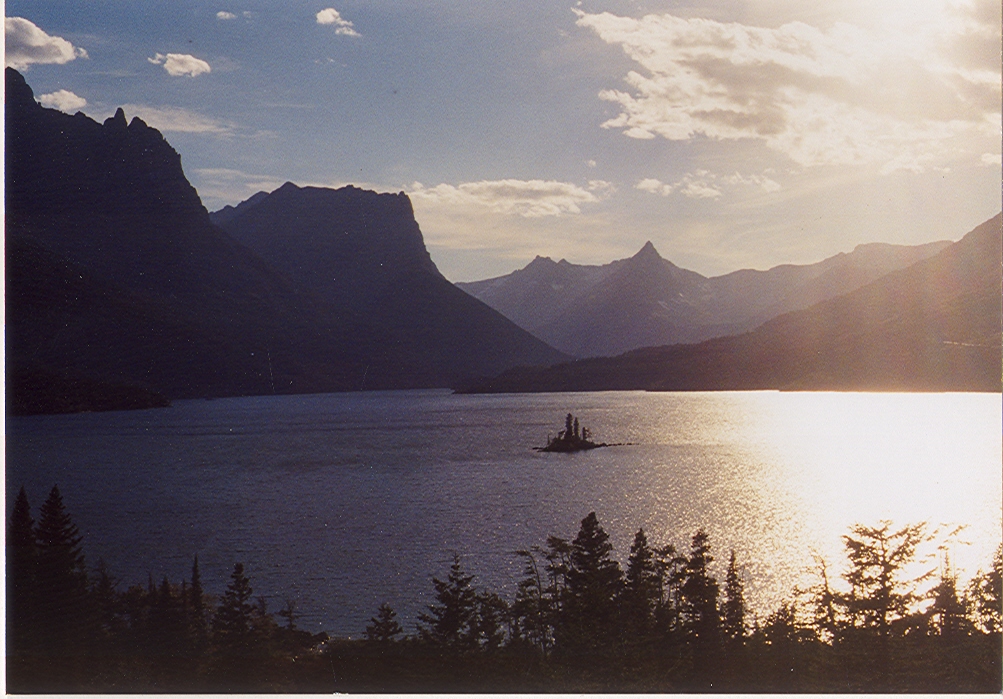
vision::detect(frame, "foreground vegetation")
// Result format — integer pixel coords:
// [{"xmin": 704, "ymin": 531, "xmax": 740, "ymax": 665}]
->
[{"xmin": 7, "ymin": 485, "xmax": 1001, "ymax": 692}]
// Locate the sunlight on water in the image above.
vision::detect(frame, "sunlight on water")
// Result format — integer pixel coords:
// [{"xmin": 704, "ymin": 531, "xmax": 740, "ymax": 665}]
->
[{"xmin": 6, "ymin": 390, "xmax": 1000, "ymax": 635}]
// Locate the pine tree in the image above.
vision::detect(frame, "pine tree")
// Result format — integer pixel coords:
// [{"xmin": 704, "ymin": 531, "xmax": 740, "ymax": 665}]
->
[
  {"xmin": 624, "ymin": 528, "xmax": 660, "ymax": 636},
  {"xmin": 417, "ymin": 554, "xmax": 480, "ymax": 652},
  {"xmin": 511, "ymin": 547, "xmax": 556, "ymax": 653},
  {"xmin": 213, "ymin": 563, "xmax": 258, "ymax": 657},
  {"xmin": 557, "ymin": 512, "xmax": 624, "ymax": 655},
  {"xmin": 7, "ymin": 486, "xmax": 38, "ymax": 655},
  {"xmin": 189, "ymin": 555, "xmax": 208, "ymax": 650},
  {"xmin": 366, "ymin": 602, "xmax": 404, "ymax": 644},
  {"xmin": 722, "ymin": 550, "xmax": 747, "ymax": 642},
  {"xmin": 841, "ymin": 521, "xmax": 931, "ymax": 637},
  {"xmin": 928, "ymin": 559, "xmax": 968, "ymax": 638},
  {"xmin": 33, "ymin": 485, "xmax": 91, "ymax": 655},
  {"xmin": 967, "ymin": 544, "xmax": 1002, "ymax": 634},
  {"xmin": 680, "ymin": 529, "xmax": 721, "ymax": 645}
]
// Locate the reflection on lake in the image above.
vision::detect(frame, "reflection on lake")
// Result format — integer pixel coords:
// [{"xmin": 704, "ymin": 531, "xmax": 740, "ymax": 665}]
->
[{"xmin": 6, "ymin": 390, "xmax": 1000, "ymax": 636}]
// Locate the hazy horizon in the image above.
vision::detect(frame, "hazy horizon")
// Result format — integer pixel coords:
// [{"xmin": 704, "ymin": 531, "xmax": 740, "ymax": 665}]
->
[{"xmin": 7, "ymin": 1, "xmax": 1000, "ymax": 281}]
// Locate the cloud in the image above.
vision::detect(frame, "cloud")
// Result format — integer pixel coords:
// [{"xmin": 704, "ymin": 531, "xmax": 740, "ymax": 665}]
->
[
  {"xmin": 148, "ymin": 52, "xmax": 211, "ymax": 77},
  {"xmin": 114, "ymin": 104, "xmax": 233, "ymax": 134},
  {"xmin": 216, "ymin": 11, "xmax": 236, "ymax": 20},
  {"xmin": 409, "ymin": 179, "xmax": 605, "ymax": 218},
  {"xmin": 981, "ymin": 152, "xmax": 1002, "ymax": 166},
  {"xmin": 576, "ymin": 3, "xmax": 1001, "ymax": 172},
  {"xmin": 636, "ymin": 170, "xmax": 780, "ymax": 199},
  {"xmin": 5, "ymin": 17, "xmax": 88, "ymax": 70},
  {"xmin": 38, "ymin": 89, "xmax": 87, "ymax": 112},
  {"xmin": 191, "ymin": 168, "xmax": 287, "ymax": 209},
  {"xmin": 316, "ymin": 8, "xmax": 361, "ymax": 37}
]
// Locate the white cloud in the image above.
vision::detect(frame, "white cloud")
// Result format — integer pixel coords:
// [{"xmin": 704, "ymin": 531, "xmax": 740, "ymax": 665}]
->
[
  {"xmin": 216, "ymin": 11, "xmax": 237, "ymax": 20},
  {"xmin": 38, "ymin": 89, "xmax": 87, "ymax": 113},
  {"xmin": 316, "ymin": 8, "xmax": 361, "ymax": 37},
  {"xmin": 148, "ymin": 52, "xmax": 211, "ymax": 78},
  {"xmin": 409, "ymin": 179, "xmax": 604, "ymax": 218},
  {"xmin": 115, "ymin": 104, "xmax": 233, "ymax": 134},
  {"xmin": 636, "ymin": 170, "xmax": 781, "ymax": 199},
  {"xmin": 5, "ymin": 17, "xmax": 88, "ymax": 70},
  {"xmin": 981, "ymin": 152, "xmax": 1002, "ymax": 166},
  {"xmin": 576, "ymin": 2, "xmax": 1001, "ymax": 172}
]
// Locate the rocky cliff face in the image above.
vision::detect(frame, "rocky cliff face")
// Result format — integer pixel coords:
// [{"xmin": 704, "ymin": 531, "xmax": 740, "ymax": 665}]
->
[
  {"xmin": 213, "ymin": 184, "xmax": 568, "ymax": 382},
  {"xmin": 5, "ymin": 68, "xmax": 416, "ymax": 407},
  {"xmin": 6, "ymin": 67, "xmax": 564, "ymax": 412}
]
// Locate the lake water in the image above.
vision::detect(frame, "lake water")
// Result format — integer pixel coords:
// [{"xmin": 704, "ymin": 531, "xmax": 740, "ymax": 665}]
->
[{"xmin": 6, "ymin": 390, "xmax": 1001, "ymax": 636}]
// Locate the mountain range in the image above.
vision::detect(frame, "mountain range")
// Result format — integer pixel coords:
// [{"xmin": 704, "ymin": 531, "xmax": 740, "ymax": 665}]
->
[
  {"xmin": 7, "ymin": 64, "xmax": 999, "ymax": 414},
  {"xmin": 458, "ymin": 238, "xmax": 952, "ymax": 357},
  {"xmin": 5, "ymin": 68, "xmax": 564, "ymax": 413},
  {"xmin": 460, "ymin": 213, "xmax": 1002, "ymax": 393}
]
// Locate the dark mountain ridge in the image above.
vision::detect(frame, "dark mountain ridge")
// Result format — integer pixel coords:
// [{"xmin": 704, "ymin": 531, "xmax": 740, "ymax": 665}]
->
[
  {"xmin": 211, "ymin": 184, "xmax": 568, "ymax": 382},
  {"xmin": 6, "ymin": 68, "xmax": 562, "ymax": 413},
  {"xmin": 458, "ymin": 237, "xmax": 952, "ymax": 357},
  {"xmin": 460, "ymin": 214, "xmax": 1002, "ymax": 394}
]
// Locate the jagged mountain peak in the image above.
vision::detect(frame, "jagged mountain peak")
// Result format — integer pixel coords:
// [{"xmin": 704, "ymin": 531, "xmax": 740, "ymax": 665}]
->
[{"xmin": 105, "ymin": 107, "xmax": 128, "ymax": 129}]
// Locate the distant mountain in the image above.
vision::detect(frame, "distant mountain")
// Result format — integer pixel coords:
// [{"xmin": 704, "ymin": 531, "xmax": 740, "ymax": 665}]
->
[
  {"xmin": 211, "ymin": 184, "xmax": 567, "ymax": 383},
  {"xmin": 6, "ymin": 68, "xmax": 499, "ymax": 413},
  {"xmin": 458, "ymin": 238, "xmax": 951, "ymax": 357},
  {"xmin": 460, "ymin": 214, "xmax": 1002, "ymax": 393}
]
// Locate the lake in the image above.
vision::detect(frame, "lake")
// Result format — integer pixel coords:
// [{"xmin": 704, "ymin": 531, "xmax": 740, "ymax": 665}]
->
[{"xmin": 6, "ymin": 390, "xmax": 1001, "ymax": 637}]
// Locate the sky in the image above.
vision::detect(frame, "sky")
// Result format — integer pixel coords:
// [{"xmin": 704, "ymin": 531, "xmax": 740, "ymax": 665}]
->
[{"xmin": 6, "ymin": 0, "xmax": 1001, "ymax": 281}]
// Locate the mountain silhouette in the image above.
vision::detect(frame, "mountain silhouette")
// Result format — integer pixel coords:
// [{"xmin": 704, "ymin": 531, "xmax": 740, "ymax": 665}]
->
[
  {"xmin": 10, "ymin": 68, "xmax": 551, "ymax": 412},
  {"xmin": 458, "ymin": 237, "xmax": 951, "ymax": 357},
  {"xmin": 460, "ymin": 214, "xmax": 1002, "ymax": 393},
  {"xmin": 211, "ymin": 183, "xmax": 567, "ymax": 383}
]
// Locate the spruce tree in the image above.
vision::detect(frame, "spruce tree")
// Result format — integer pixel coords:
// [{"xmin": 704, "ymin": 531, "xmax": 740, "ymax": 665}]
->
[
  {"xmin": 213, "ymin": 563, "xmax": 258, "ymax": 657},
  {"xmin": 722, "ymin": 550, "xmax": 747, "ymax": 642},
  {"xmin": 33, "ymin": 485, "xmax": 90, "ymax": 655},
  {"xmin": 967, "ymin": 544, "xmax": 1002, "ymax": 634},
  {"xmin": 189, "ymin": 556, "xmax": 208, "ymax": 651},
  {"xmin": 366, "ymin": 602, "xmax": 404, "ymax": 644},
  {"xmin": 624, "ymin": 529, "xmax": 660, "ymax": 636},
  {"xmin": 7, "ymin": 486, "xmax": 38, "ymax": 655},
  {"xmin": 841, "ymin": 521, "xmax": 930, "ymax": 637},
  {"xmin": 417, "ymin": 554, "xmax": 480, "ymax": 652},
  {"xmin": 558, "ymin": 512, "xmax": 624, "ymax": 656},
  {"xmin": 680, "ymin": 529, "xmax": 720, "ymax": 644}
]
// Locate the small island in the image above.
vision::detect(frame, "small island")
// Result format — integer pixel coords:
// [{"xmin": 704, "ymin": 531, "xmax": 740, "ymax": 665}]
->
[{"xmin": 536, "ymin": 413, "xmax": 610, "ymax": 452}]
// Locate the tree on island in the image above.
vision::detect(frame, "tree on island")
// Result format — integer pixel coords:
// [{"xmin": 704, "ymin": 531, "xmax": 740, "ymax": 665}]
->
[{"xmin": 539, "ymin": 413, "xmax": 605, "ymax": 452}]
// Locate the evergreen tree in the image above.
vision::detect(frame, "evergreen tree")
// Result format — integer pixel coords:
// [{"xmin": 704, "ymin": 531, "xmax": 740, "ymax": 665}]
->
[
  {"xmin": 366, "ymin": 602, "xmax": 403, "ymax": 644},
  {"xmin": 473, "ymin": 591, "xmax": 509, "ymax": 653},
  {"xmin": 624, "ymin": 529, "xmax": 660, "ymax": 636},
  {"xmin": 652, "ymin": 542, "xmax": 686, "ymax": 638},
  {"xmin": 7, "ymin": 486, "xmax": 38, "ymax": 655},
  {"xmin": 841, "ymin": 521, "xmax": 931, "ymax": 637},
  {"xmin": 722, "ymin": 550, "xmax": 747, "ymax": 642},
  {"xmin": 511, "ymin": 548, "xmax": 553, "ymax": 653},
  {"xmin": 680, "ymin": 529, "xmax": 720, "ymax": 645},
  {"xmin": 928, "ymin": 560, "xmax": 968, "ymax": 638},
  {"xmin": 557, "ymin": 512, "xmax": 624, "ymax": 656},
  {"xmin": 213, "ymin": 563, "xmax": 258, "ymax": 657},
  {"xmin": 967, "ymin": 544, "xmax": 1002, "ymax": 634},
  {"xmin": 33, "ymin": 485, "xmax": 91, "ymax": 655},
  {"xmin": 417, "ymin": 554, "xmax": 480, "ymax": 652},
  {"xmin": 189, "ymin": 555, "xmax": 208, "ymax": 651}
]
